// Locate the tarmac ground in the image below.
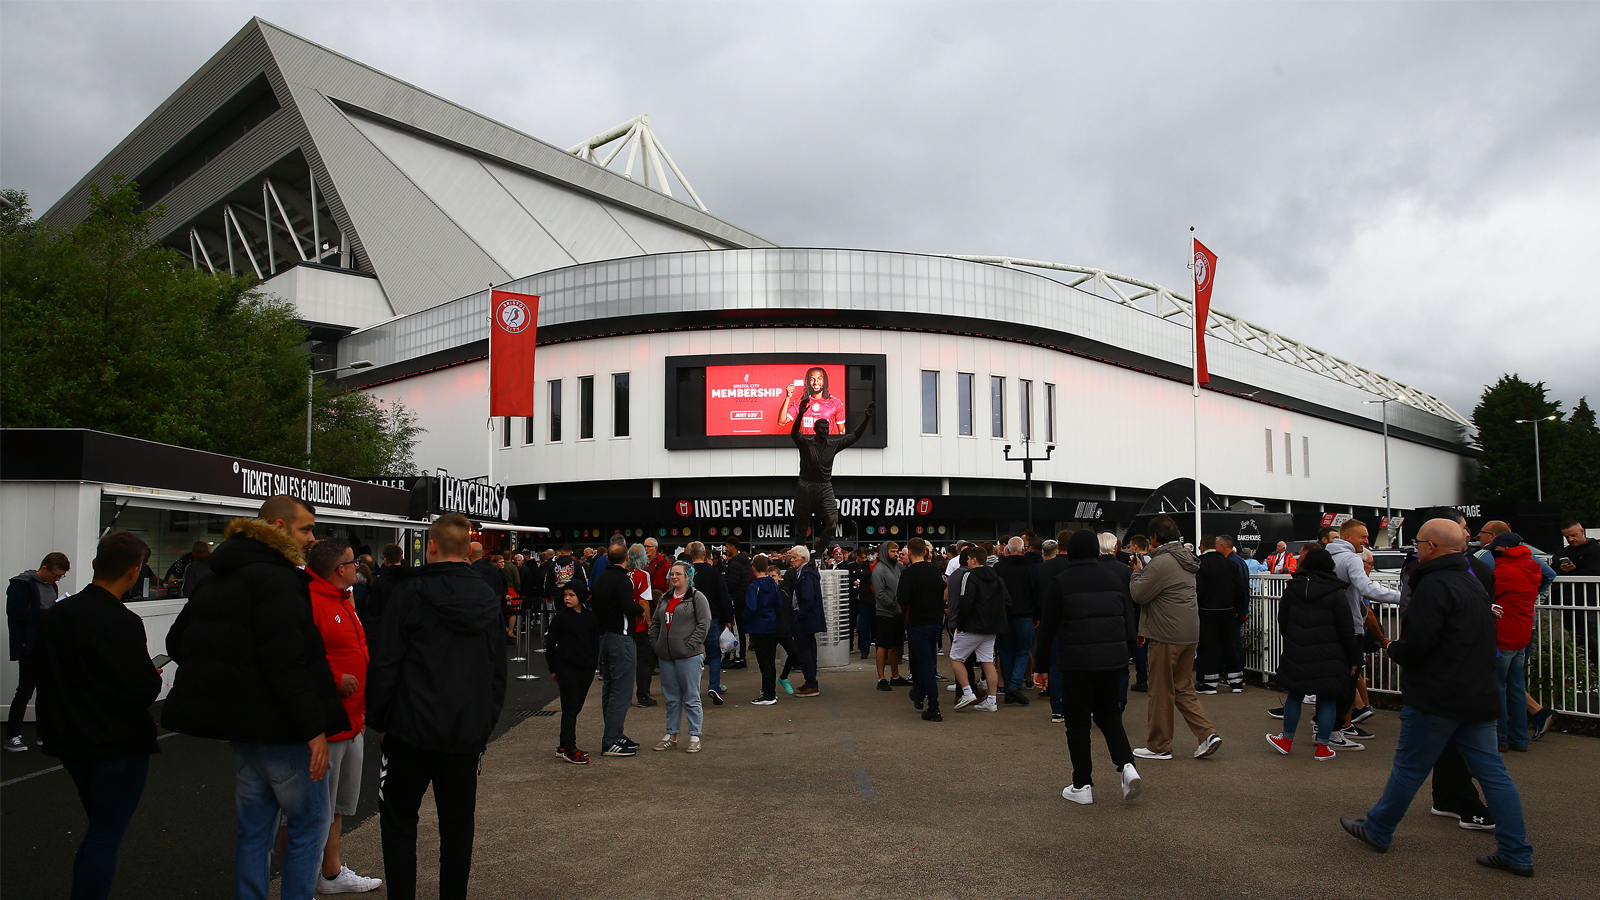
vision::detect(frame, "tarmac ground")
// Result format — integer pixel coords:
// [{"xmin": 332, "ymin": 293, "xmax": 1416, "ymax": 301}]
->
[{"xmin": 5, "ymin": 650, "xmax": 1598, "ymax": 899}]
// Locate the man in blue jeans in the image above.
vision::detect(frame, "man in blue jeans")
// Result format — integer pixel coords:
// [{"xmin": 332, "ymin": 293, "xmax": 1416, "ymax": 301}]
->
[
  {"xmin": 993, "ymin": 537, "xmax": 1039, "ymax": 706},
  {"xmin": 163, "ymin": 496, "xmax": 349, "ymax": 900},
  {"xmin": 1341, "ymin": 519, "xmax": 1533, "ymax": 877},
  {"xmin": 34, "ymin": 532, "xmax": 164, "ymax": 900}
]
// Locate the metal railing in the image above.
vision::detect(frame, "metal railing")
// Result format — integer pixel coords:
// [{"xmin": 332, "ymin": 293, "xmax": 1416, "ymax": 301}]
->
[{"xmin": 1245, "ymin": 574, "xmax": 1600, "ymax": 719}]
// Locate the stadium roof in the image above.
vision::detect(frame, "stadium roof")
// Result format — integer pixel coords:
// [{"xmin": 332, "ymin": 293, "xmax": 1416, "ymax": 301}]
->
[{"xmin": 41, "ymin": 17, "xmax": 776, "ymax": 316}]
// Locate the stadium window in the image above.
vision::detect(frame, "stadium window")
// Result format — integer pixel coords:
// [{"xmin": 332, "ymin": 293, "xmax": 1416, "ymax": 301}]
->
[
  {"xmin": 1284, "ymin": 432, "xmax": 1293, "ymax": 475},
  {"xmin": 578, "ymin": 375, "xmax": 595, "ymax": 440},
  {"xmin": 1265, "ymin": 428, "xmax": 1274, "ymax": 473},
  {"xmin": 524, "ymin": 413, "xmax": 535, "ymax": 445},
  {"xmin": 991, "ymin": 376, "xmax": 1006, "ymax": 438},
  {"xmin": 501, "ymin": 417, "xmax": 511, "ymax": 448},
  {"xmin": 921, "ymin": 370, "xmax": 939, "ymax": 434},
  {"xmin": 1045, "ymin": 382, "xmax": 1056, "ymax": 443},
  {"xmin": 1020, "ymin": 379, "xmax": 1034, "ymax": 441},
  {"xmin": 1303, "ymin": 436, "xmax": 1311, "ymax": 478},
  {"xmin": 547, "ymin": 379, "xmax": 562, "ymax": 442},
  {"xmin": 613, "ymin": 373, "xmax": 630, "ymax": 438},
  {"xmin": 958, "ymin": 373, "xmax": 974, "ymax": 436}
]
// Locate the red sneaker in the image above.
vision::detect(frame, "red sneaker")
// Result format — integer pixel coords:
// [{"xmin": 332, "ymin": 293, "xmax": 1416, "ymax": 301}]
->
[
  {"xmin": 1314, "ymin": 743, "xmax": 1337, "ymax": 762},
  {"xmin": 1265, "ymin": 733, "xmax": 1292, "ymax": 755},
  {"xmin": 558, "ymin": 747, "xmax": 590, "ymax": 765}
]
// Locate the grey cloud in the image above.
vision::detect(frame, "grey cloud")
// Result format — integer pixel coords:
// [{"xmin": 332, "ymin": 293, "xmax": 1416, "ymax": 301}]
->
[{"xmin": 4, "ymin": 1, "xmax": 1596, "ymax": 414}]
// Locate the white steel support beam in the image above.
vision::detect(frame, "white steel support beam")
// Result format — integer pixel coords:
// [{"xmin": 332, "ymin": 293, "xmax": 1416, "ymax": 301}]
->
[
  {"xmin": 266, "ymin": 179, "xmax": 308, "ymax": 262},
  {"xmin": 226, "ymin": 206, "xmax": 264, "ymax": 280},
  {"xmin": 568, "ymin": 114, "xmax": 710, "ymax": 212}
]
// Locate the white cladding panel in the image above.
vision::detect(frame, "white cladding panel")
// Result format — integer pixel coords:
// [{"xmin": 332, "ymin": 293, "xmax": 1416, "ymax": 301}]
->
[
  {"xmin": 365, "ymin": 329, "xmax": 1466, "ymax": 509},
  {"xmin": 259, "ymin": 265, "xmax": 394, "ymax": 329}
]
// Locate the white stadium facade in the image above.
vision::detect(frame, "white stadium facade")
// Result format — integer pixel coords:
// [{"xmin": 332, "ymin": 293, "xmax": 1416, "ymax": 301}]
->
[{"xmin": 42, "ymin": 18, "xmax": 1473, "ymax": 554}]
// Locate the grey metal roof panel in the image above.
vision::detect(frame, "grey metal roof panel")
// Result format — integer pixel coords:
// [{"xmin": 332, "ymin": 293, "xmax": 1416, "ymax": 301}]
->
[{"xmin": 483, "ymin": 159, "xmax": 646, "ymax": 262}]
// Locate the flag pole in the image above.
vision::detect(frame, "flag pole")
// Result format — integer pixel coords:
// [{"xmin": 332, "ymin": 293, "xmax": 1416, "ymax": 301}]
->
[
  {"xmin": 487, "ymin": 286, "xmax": 494, "ymax": 488},
  {"xmin": 1191, "ymin": 226, "xmax": 1201, "ymax": 547}
]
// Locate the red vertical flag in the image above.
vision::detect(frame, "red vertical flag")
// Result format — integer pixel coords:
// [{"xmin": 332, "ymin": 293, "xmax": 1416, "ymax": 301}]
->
[
  {"xmin": 489, "ymin": 289, "xmax": 539, "ymax": 417},
  {"xmin": 1191, "ymin": 238, "xmax": 1218, "ymax": 385}
]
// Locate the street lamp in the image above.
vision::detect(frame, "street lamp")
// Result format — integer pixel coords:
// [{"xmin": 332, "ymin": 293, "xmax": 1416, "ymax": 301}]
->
[
  {"xmin": 1002, "ymin": 437, "xmax": 1055, "ymax": 532},
  {"xmin": 308, "ymin": 359, "xmax": 373, "ymax": 462},
  {"xmin": 1514, "ymin": 415, "xmax": 1560, "ymax": 501},
  {"xmin": 1363, "ymin": 399, "xmax": 1394, "ymax": 528}
]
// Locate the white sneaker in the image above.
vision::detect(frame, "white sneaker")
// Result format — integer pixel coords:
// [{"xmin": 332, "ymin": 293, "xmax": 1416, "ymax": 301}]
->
[
  {"xmin": 317, "ymin": 865, "xmax": 382, "ymax": 894},
  {"xmin": 1121, "ymin": 764, "xmax": 1141, "ymax": 800},
  {"xmin": 1193, "ymin": 733, "xmax": 1223, "ymax": 759},
  {"xmin": 974, "ymin": 696, "xmax": 998, "ymax": 712},
  {"xmin": 1302, "ymin": 694, "xmax": 1317, "ymax": 705},
  {"xmin": 946, "ymin": 683, "xmax": 958, "ymax": 692},
  {"xmin": 1327, "ymin": 735, "xmax": 1365, "ymax": 752},
  {"xmin": 954, "ymin": 691, "xmax": 978, "ymax": 710},
  {"xmin": 1132, "ymin": 747, "xmax": 1172, "ymax": 760},
  {"xmin": 1061, "ymin": 784, "xmax": 1093, "ymax": 804}
]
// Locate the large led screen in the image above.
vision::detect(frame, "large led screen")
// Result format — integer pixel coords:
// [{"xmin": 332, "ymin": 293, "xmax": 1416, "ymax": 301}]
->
[
  {"xmin": 664, "ymin": 353, "xmax": 887, "ymax": 450},
  {"xmin": 705, "ymin": 363, "xmax": 848, "ymax": 436}
]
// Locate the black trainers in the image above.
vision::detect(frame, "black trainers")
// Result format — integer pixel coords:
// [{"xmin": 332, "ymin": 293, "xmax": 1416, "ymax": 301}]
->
[
  {"xmin": 1476, "ymin": 854, "xmax": 1533, "ymax": 877},
  {"xmin": 889, "ymin": 676, "xmax": 912, "ymax": 687},
  {"xmin": 708, "ymin": 688, "xmax": 724, "ymax": 707},
  {"xmin": 1229, "ymin": 681, "xmax": 1245, "ymax": 693},
  {"xmin": 636, "ymin": 695, "xmax": 658, "ymax": 707},
  {"xmin": 1432, "ymin": 806, "xmax": 1496, "ymax": 831},
  {"xmin": 1341, "ymin": 815, "xmax": 1387, "ymax": 853},
  {"xmin": 1196, "ymin": 684, "xmax": 1219, "ymax": 695},
  {"xmin": 602, "ymin": 740, "xmax": 636, "ymax": 758},
  {"xmin": 1267, "ymin": 706, "xmax": 1286, "ymax": 719},
  {"xmin": 921, "ymin": 708, "xmax": 943, "ymax": 722},
  {"xmin": 1130, "ymin": 682, "xmax": 1148, "ymax": 693},
  {"xmin": 1005, "ymin": 689, "xmax": 1030, "ymax": 706},
  {"xmin": 1051, "ymin": 713, "xmax": 1065, "ymax": 724},
  {"xmin": 1351, "ymin": 705, "xmax": 1376, "ymax": 724},
  {"xmin": 1343, "ymin": 725, "xmax": 1376, "ymax": 741},
  {"xmin": 876, "ymin": 679, "xmax": 892, "ymax": 692}
]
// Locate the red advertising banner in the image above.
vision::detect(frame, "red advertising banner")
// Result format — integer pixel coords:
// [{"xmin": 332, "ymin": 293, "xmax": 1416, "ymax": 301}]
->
[
  {"xmin": 1192, "ymin": 238, "xmax": 1217, "ymax": 385},
  {"xmin": 705, "ymin": 363, "xmax": 847, "ymax": 436},
  {"xmin": 489, "ymin": 290, "xmax": 539, "ymax": 417}
]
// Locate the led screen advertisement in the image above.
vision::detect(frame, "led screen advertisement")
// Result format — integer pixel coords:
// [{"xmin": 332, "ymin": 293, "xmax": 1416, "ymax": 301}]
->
[
  {"xmin": 665, "ymin": 353, "xmax": 887, "ymax": 450},
  {"xmin": 705, "ymin": 363, "xmax": 848, "ymax": 436}
]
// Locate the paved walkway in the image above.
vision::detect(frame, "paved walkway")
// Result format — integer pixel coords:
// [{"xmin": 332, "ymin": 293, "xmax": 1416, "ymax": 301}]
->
[{"xmin": 333, "ymin": 659, "xmax": 1598, "ymax": 898}]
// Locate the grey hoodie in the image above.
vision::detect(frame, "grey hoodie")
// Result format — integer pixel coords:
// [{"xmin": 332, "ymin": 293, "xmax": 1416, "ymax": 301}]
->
[
  {"xmin": 1129, "ymin": 542, "xmax": 1201, "ymax": 645},
  {"xmin": 870, "ymin": 542, "xmax": 902, "ymax": 617},
  {"xmin": 1327, "ymin": 538, "xmax": 1398, "ymax": 635}
]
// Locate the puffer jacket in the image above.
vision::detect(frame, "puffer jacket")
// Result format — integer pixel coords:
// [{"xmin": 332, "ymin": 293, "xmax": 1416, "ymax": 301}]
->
[
  {"xmin": 955, "ymin": 566, "xmax": 1011, "ymax": 635},
  {"xmin": 1034, "ymin": 559, "xmax": 1136, "ymax": 672},
  {"xmin": 308, "ymin": 570, "xmax": 369, "ymax": 742},
  {"xmin": 366, "ymin": 561, "xmax": 507, "ymax": 754},
  {"xmin": 1274, "ymin": 570, "xmax": 1360, "ymax": 697},
  {"xmin": 162, "ymin": 519, "xmax": 348, "ymax": 743},
  {"xmin": 742, "ymin": 577, "xmax": 781, "ymax": 635},
  {"xmin": 1389, "ymin": 553, "xmax": 1499, "ymax": 723},
  {"xmin": 651, "ymin": 589, "xmax": 712, "ymax": 661},
  {"xmin": 1130, "ymin": 542, "xmax": 1201, "ymax": 645},
  {"xmin": 1491, "ymin": 544, "xmax": 1541, "ymax": 651}
]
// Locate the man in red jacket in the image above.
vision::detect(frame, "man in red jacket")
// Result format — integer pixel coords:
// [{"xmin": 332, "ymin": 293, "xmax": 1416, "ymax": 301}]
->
[
  {"xmin": 1487, "ymin": 532, "xmax": 1541, "ymax": 753},
  {"xmin": 306, "ymin": 538, "xmax": 382, "ymax": 894}
]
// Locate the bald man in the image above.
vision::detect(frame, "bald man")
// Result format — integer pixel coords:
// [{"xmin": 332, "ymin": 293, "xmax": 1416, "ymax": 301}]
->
[
  {"xmin": 468, "ymin": 541, "xmax": 507, "ymax": 617},
  {"xmin": 1342, "ymin": 519, "xmax": 1533, "ymax": 877}
]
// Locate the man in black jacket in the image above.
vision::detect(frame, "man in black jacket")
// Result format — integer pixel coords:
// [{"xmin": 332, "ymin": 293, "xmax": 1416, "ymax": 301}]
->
[
  {"xmin": 993, "ymin": 537, "xmax": 1039, "ymax": 706},
  {"xmin": 897, "ymin": 538, "xmax": 946, "ymax": 721},
  {"xmin": 6, "ymin": 550, "xmax": 69, "ymax": 752},
  {"xmin": 1342, "ymin": 519, "xmax": 1533, "ymax": 877},
  {"xmin": 589, "ymin": 545, "xmax": 642, "ymax": 756},
  {"xmin": 163, "ymin": 495, "xmax": 348, "ymax": 900},
  {"xmin": 1194, "ymin": 535, "xmax": 1248, "ymax": 695},
  {"xmin": 951, "ymin": 547, "xmax": 1010, "ymax": 712},
  {"xmin": 722, "ymin": 539, "xmax": 753, "ymax": 668},
  {"xmin": 847, "ymin": 545, "xmax": 874, "ymax": 660},
  {"xmin": 34, "ymin": 532, "xmax": 162, "ymax": 899},
  {"xmin": 367, "ymin": 512, "xmax": 507, "ymax": 900}
]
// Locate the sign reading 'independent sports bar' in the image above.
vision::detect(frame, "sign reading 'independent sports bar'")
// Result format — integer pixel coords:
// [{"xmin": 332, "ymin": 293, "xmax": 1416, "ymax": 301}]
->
[{"xmin": 680, "ymin": 497, "xmax": 933, "ymax": 519}]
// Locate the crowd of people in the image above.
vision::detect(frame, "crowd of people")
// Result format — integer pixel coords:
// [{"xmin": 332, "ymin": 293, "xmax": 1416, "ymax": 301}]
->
[{"xmin": 9, "ymin": 500, "xmax": 1599, "ymax": 896}]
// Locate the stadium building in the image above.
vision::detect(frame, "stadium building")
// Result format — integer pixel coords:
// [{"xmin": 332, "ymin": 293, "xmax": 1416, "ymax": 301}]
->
[{"xmin": 41, "ymin": 18, "xmax": 1474, "ymax": 554}]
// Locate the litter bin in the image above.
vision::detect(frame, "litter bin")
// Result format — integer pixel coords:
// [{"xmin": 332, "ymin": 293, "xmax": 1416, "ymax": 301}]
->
[{"xmin": 816, "ymin": 568, "xmax": 852, "ymax": 668}]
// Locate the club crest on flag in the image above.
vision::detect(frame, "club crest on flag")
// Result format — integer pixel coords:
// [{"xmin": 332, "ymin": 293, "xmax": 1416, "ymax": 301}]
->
[
  {"xmin": 1193, "ymin": 250, "xmax": 1212, "ymax": 294},
  {"xmin": 496, "ymin": 296, "xmax": 532, "ymax": 333}
]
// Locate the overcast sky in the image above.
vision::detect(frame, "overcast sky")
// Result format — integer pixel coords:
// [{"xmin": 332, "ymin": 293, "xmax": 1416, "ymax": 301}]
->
[{"xmin": 4, "ymin": 1, "xmax": 1597, "ymax": 416}]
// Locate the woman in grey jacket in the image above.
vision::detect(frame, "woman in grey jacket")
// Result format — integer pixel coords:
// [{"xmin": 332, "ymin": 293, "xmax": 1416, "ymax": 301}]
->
[{"xmin": 650, "ymin": 562, "xmax": 712, "ymax": 752}]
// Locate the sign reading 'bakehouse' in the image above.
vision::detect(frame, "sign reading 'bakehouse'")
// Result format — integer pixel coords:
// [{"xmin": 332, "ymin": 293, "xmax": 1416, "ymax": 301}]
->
[{"xmin": 680, "ymin": 497, "xmax": 933, "ymax": 519}]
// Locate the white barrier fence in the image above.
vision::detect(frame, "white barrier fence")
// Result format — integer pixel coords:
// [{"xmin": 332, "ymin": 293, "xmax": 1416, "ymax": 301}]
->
[{"xmin": 1245, "ymin": 574, "xmax": 1600, "ymax": 719}]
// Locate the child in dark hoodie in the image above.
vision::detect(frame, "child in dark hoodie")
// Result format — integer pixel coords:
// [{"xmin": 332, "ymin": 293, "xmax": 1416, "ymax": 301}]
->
[
  {"xmin": 546, "ymin": 586, "xmax": 600, "ymax": 764},
  {"xmin": 742, "ymin": 556, "xmax": 784, "ymax": 705}
]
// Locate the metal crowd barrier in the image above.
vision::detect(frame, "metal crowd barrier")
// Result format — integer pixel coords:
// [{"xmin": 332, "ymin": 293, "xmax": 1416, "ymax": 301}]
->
[{"xmin": 1245, "ymin": 573, "xmax": 1600, "ymax": 719}]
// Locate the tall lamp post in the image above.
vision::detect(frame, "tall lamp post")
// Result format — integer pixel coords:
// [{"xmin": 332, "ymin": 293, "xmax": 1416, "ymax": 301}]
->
[
  {"xmin": 1003, "ymin": 437, "xmax": 1055, "ymax": 532},
  {"xmin": 1362, "ymin": 399, "xmax": 1394, "ymax": 532},
  {"xmin": 308, "ymin": 359, "xmax": 373, "ymax": 463},
  {"xmin": 1515, "ymin": 415, "xmax": 1559, "ymax": 501}
]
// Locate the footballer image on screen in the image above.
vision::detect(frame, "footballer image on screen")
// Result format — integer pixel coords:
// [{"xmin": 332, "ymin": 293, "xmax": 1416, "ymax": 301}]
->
[
  {"xmin": 704, "ymin": 363, "xmax": 847, "ymax": 436},
  {"xmin": 780, "ymin": 366, "xmax": 847, "ymax": 434}
]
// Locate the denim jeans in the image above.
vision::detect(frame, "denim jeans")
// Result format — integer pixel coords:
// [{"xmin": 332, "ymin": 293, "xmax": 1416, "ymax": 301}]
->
[
  {"xmin": 1363, "ymin": 705, "xmax": 1532, "ymax": 867},
  {"xmin": 703, "ymin": 625, "xmax": 724, "ymax": 692},
  {"xmin": 999, "ymin": 617, "xmax": 1035, "ymax": 692},
  {"xmin": 232, "ymin": 741, "xmax": 333, "ymax": 900},
  {"xmin": 597, "ymin": 632, "xmax": 636, "ymax": 746},
  {"xmin": 1495, "ymin": 646, "xmax": 1529, "ymax": 750},
  {"xmin": 907, "ymin": 624, "xmax": 942, "ymax": 713},
  {"xmin": 62, "ymin": 755, "xmax": 149, "ymax": 900},
  {"xmin": 1281, "ymin": 691, "xmax": 1339, "ymax": 742},
  {"xmin": 657, "ymin": 656, "xmax": 704, "ymax": 736}
]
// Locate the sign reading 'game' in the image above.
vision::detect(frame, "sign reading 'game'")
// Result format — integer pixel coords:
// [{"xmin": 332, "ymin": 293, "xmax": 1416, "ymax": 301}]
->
[{"xmin": 705, "ymin": 363, "xmax": 847, "ymax": 436}]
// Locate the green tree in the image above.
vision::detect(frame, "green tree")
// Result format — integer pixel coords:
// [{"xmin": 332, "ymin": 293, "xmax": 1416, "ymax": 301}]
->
[
  {"xmin": 1547, "ymin": 397, "xmax": 1600, "ymax": 524},
  {"xmin": 1472, "ymin": 374, "xmax": 1563, "ymax": 505},
  {"xmin": 2, "ymin": 180, "xmax": 420, "ymax": 476}
]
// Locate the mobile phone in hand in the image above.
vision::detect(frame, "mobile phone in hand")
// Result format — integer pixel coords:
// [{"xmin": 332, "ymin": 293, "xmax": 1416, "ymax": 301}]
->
[{"xmin": 151, "ymin": 653, "xmax": 171, "ymax": 668}]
